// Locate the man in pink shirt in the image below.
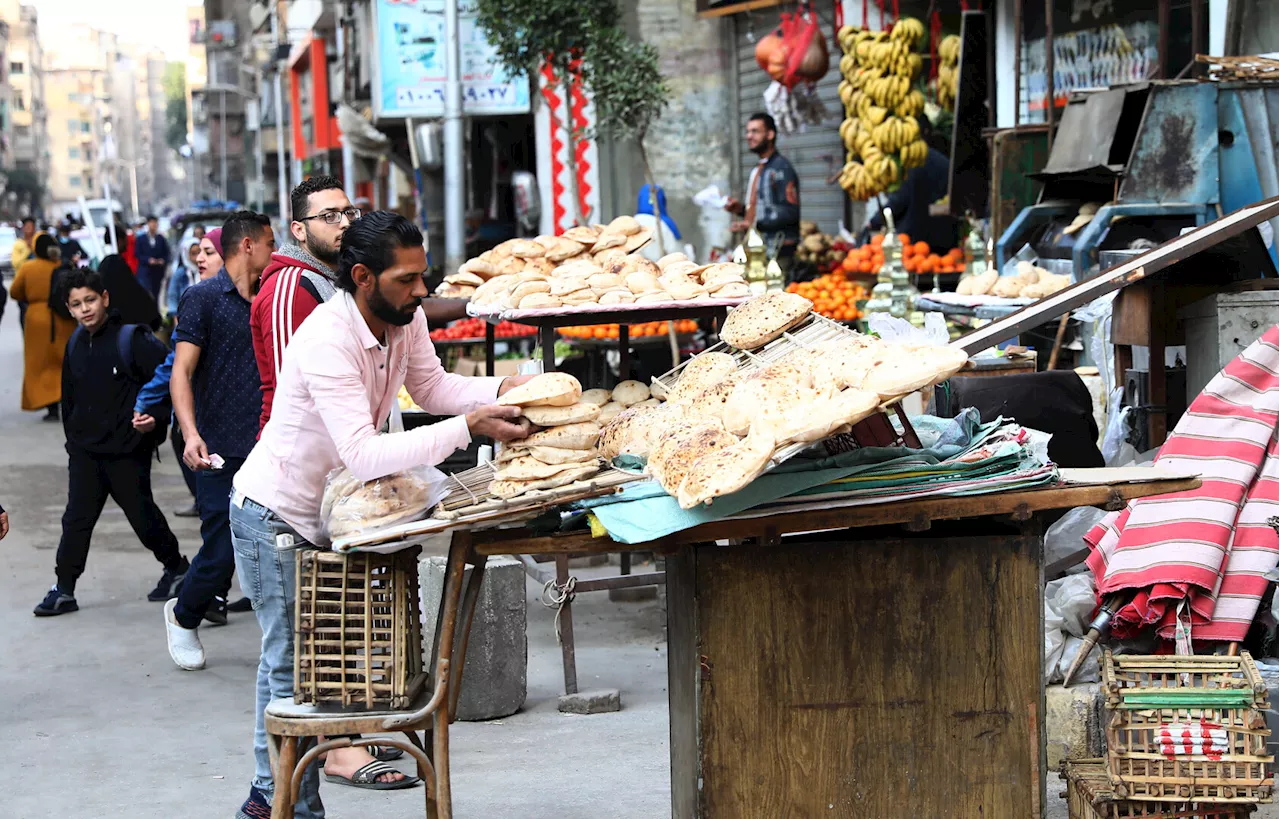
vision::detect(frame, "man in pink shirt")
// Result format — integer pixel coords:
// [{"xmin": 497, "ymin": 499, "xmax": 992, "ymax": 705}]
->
[{"xmin": 223, "ymin": 212, "xmax": 530, "ymax": 819}]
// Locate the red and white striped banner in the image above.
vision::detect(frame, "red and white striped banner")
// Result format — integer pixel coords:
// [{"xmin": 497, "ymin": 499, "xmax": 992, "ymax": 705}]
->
[
  {"xmin": 535, "ymin": 62, "xmax": 600, "ymax": 236},
  {"xmin": 1156, "ymin": 721, "xmax": 1228, "ymax": 759}
]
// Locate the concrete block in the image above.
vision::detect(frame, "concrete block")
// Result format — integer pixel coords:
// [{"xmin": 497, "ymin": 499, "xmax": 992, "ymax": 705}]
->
[
  {"xmin": 421, "ymin": 555, "xmax": 526, "ymax": 721},
  {"xmin": 1044, "ymin": 682, "xmax": 1105, "ymax": 771},
  {"xmin": 608, "ymin": 585, "xmax": 659, "ymax": 602},
  {"xmin": 558, "ymin": 688, "xmax": 621, "ymax": 715}
]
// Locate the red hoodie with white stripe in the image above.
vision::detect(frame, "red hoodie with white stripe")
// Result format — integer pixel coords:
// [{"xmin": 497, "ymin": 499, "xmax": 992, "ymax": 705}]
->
[{"xmin": 249, "ymin": 246, "xmax": 341, "ymax": 434}]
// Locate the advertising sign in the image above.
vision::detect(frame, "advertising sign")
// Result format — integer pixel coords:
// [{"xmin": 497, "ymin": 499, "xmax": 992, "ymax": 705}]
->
[{"xmin": 373, "ymin": 0, "xmax": 531, "ymax": 119}]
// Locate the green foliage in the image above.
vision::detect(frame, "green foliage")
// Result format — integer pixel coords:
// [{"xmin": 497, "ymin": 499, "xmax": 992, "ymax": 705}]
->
[
  {"xmin": 162, "ymin": 62, "xmax": 188, "ymax": 152},
  {"xmin": 474, "ymin": 0, "xmax": 619, "ymax": 78},
  {"xmin": 586, "ymin": 27, "xmax": 670, "ymax": 143}
]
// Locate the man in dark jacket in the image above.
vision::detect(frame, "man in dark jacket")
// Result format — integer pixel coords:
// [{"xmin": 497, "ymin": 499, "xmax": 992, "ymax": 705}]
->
[
  {"xmin": 134, "ymin": 215, "xmax": 170, "ymax": 302},
  {"xmin": 33, "ymin": 268, "xmax": 190, "ymax": 616},
  {"xmin": 726, "ymin": 112, "xmax": 802, "ymax": 269}
]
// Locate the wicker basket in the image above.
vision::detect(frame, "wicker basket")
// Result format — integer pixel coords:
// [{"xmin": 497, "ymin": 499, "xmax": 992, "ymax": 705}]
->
[
  {"xmin": 295, "ymin": 547, "xmax": 426, "ymax": 709},
  {"xmin": 1102, "ymin": 651, "xmax": 1273, "ymax": 803},
  {"xmin": 1064, "ymin": 759, "xmax": 1255, "ymax": 819}
]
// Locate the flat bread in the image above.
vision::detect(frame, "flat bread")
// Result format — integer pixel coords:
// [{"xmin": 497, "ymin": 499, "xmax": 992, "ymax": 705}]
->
[
  {"xmin": 607, "ymin": 215, "xmax": 642, "ymax": 236},
  {"xmin": 593, "ymin": 248, "xmax": 628, "ymax": 267},
  {"xmin": 511, "ymin": 280, "xmax": 552, "ymax": 301},
  {"xmin": 550, "ymin": 276, "xmax": 590, "ymax": 296},
  {"xmin": 496, "ymin": 455, "xmax": 601, "ymax": 481},
  {"xmin": 685, "ymin": 375, "xmax": 740, "ymax": 423},
  {"xmin": 562, "ymin": 225, "xmax": 601, "ymax": 244},
  {"xmin": 699, "ymin": 263, "xmax": 748, "ymax": 288},
  {"xmin": 713, "ymin": 282, "xmax": 751, "ymax": 299},
  {"xmin": 496, "ymin": 256, "xmax": 528, "ymax": 277},
  {"xmin": 596, "ymin": 401, "xmax": 625, "ymax": 425},
  {"xmin": 859, "ymin": 344, "xmax": 969, "ymax": 400},
  {"xmin": 488, "ymin": 464, "xmax": 601, "ymax": 500},
  {"xmin": 458, "ymin": 259, "xmax": 496, "ymax": 279},
  {"xmin": 498, "ymin": 372, "xmax": 582, "ymax": 408},
  {"xmin": 611, "ymin": 380, "xmax": 650, "ymax": 406},
  {"xmin": 719, "ymin": 292, "xmax": 813, "ymax": 349},
  {"xmin": 591, "ymin": 232, "xmax": 627, "ymax": 253},
  {"xmin": 560, "ymin": 291, "xmax": 598, "ymax": 305},
  {"xmin": 598, "ymin": 405, "xmax": 661, "ymax": 459},
  {"xmin": 434, "ymin": 283, "xmax": 475, "ymax": 300},
  {"xmin": 510, "ymin": 239, "xmax": 545, "ymax": 259},
  {"xmin": 521, "ymin": 402, "xmax": 601, "ymax": 426},
  {"xmin": 664, "ymin": 260, "xmax": 700, "ymax": 279},
  {"xmin": 534, "ymin": 234, "xmax": 561, "ymax": 249},
  {"xmin": 657, "ymin": 252, "xmax": 689, "ymax": 272},
  {"xmin": 521, "ymin": 421, "xmax": 601, "ymax": 450},
  {"xmin": 769, "ymin": 387, "xmax": 880, "ymax": 445},
  {"xmin": 721, "ymin": 362, "xmax": 832, "ymax": 436},
  {"xmin": 599, "ymin": 291, "xmax": 635, "ymax": 306},
  {"xmin": 647, "ymin": 419, "xmax": 738, "ymax": 496},
  {"xmin": 497, "ymin": 445, "xmax": 600, "ymax": 466},
  {"xmin": 580, "ymin": 388, "xmax": 613, "ymax": 406},
  {"xmin": 633, "ymin": 292, "xmax": 670, "ymax": 304},
  {"xmin": 587, "ymin": 272, "xmax": 623, "ymax": 290},
  {"xmin": 546, "ymin": 237, "xmax": 586, "ymax": 262},
  {"xmin": 518, "ymin": 293, "xmax": 562, "ymax": 310},
  {"xmin": 667, "ymin": 352, "xmax": 738, "ymax": 404},
  {"xmin": 623, "ymin": 228, "xmax": 652, "ymax": 254},
  {"xmin": 676, "ymin": 428, "xmax": 776, "ymax": 509},
  {"xmin": 325, "ymin": 470, "xmax": 439, "ymax": 539},
  {"xmin": 624, "ymin": 271, "xmax": 662, "ymax": 295}
]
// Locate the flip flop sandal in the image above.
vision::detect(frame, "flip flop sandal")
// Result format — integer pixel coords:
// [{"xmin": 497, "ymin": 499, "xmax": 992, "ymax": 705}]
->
[
  {"xmin": 324, "ymin": 761, "xmax": 420, "ymax": 791},
  {"xmin": 369, "ymin": 745, "xmax": 405, "ymax": 762}
]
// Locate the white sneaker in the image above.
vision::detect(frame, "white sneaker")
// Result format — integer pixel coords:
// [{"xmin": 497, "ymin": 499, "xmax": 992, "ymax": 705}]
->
[{"xmin": 164, "ymin": 598, "xmax": 206, "ymax": 670}]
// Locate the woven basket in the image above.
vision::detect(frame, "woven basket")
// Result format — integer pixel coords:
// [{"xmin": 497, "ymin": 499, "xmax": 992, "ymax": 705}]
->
[
  {"xmin": 1102, "ymin": 651, "xmax": 1273, "ymax": 803},
  {"xmin": 295, "ymin": 547, "xmax": 426, "ymax": 709},
  {"xmin": 1064, "ymin": 759, "xmax": 1255, "ymax": 818}
]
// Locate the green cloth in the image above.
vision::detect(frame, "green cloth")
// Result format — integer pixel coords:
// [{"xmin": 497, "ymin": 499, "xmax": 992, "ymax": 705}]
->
[{"xmin": 1117, "ymin": 689, "xmax": 1256, "ymax": 710}]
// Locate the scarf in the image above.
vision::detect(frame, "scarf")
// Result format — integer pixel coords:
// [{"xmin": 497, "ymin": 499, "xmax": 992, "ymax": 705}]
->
[{"xmin": 277, "ymin": 242, "xmax": 339, "ymax": 302}]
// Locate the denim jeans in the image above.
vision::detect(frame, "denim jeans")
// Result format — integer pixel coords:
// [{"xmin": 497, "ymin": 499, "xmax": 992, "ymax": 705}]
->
[
  {"xmin": 174, "ymin": 457, "xmax": 245, "ymax": 629},
  {"xmin": 229, "ymin": 493, "xmax": 324, "ymax": 819}
]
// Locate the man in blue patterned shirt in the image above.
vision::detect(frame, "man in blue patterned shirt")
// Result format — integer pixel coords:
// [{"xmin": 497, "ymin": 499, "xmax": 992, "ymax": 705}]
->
[{"xmin": 163, "ymin": 211, "xmax": 274, "ymax": 669}]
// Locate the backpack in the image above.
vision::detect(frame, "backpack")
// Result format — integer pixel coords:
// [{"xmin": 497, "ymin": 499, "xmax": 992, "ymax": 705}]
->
[
  {"xmin": 69, "ymin": 322, "xmax": 168, "ymax": 385},
  {"xmin": 48, "ymin": 264, "xmax": 74, "ymax": 320}
]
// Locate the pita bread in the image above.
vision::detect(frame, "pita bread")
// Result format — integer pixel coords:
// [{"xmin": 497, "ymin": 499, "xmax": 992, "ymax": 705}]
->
[
  {"xmin": 550, "ymin": 277, "xmax": 590, "ymax": 297},
  {"xmin": 713, "ymin": 282, "xmax": 751, "ymax": 299},
  {"xmin": 597, "ymin": 405, "xmax": 657, "ymax": 459},
  {"xmin": 991, "ymin": 276, "xmax": 1024, "ymax": 298},
  {"xmin": 658, "ymin": 272, "xmax": 705, "ymax": 300},
  {"xmin": 590, "ymin": 232, "xmax": 627, "ymax": 253},
  {"xmin": 676, "ymin": 427, "xmax": 776, "ymax": 509},
  {"xmin": 471, "ymin": 274, "xmax": 517, "ymax": 305},
  {"xmin": 607, "ymin": 215, "xmax": 643, "ymax": 236},
  {"xmin": 511, "ymin": 280, "xmax": 552, "ymax": 301},
  {"xmin": 647, "ymin": 419, "xmax": 738, "ymax": 496},
  {"xmin": 434, "ymin": 283, "xmax": 475, "ymax": 300},
  {"xmin": 496, "ymin": 256, "xmax": 528, "ymax": 277},
  {"xmin": 667, "ymin": 352, "xmax": 738, "ymax": 404},
  {"xmin": 859, "ymin": 344, "xmax": 969, "ymax": 400},
  {"xmin": 579, "ymin": 389, "xmax": 613, "ymax": 407},
  {"xmin": 524, "ymin": 257, "xmax": 558, "ymax": 277},
  {"xmin": 521, "ymin": 402, "xmax": 601, "ymax": 426},
  {"xmin": 634, "ymin": 292, "xmax": 670, "ymax": 304},
  {"xmin": 700, "ymin": 263, "xmax": 748, "ymax": 287},
  {"xmin": 649, "ymin": 379, "xmax": 669, "ymax": 401},
  {"xmin": 664, "ymin": 260, "xmax": 700, "ymax": 279},
  {"xmin": 657, "ymin": 252, "xmax": 689, "ymax": 272},
  {"xmin": 721, "ymin": 362, "xmax": 831, "ymax": 436},
  {"xmin": 685, "ymin": 375, "xmax": 740, "ymax": 424},
  {"xmin": 521, "ymin": 421, "xmax": 601, "ymax": 450},
  {"xmin": 510, "ymin": 239, "xmax": 545, "ymax": 259},
  {"xmin": 496, "ymin": 445, "xmax": 599, "ymax": 466},
  {"xmin": 631, "ymin": 397, "xmax": 660, "ymax": 408},
  {"xmin": 623, "ymin": 228, "xmax": 652, "ymax": 254},
  {"xmin": 546, "ymin": 237, "xmax": 586, "ymax": 262},
  {"xmin": 611, "ymin": 380, "xmax": 650, "ymax": 406},
  {"xmin": 593, "ymin": 247, "xmax": 629, "ymax": 267},
  {"xmin": 562, "ymin": 225, "xmax": 601, "ymax": 244},
  {"xmin": 599, "ymin": 291, "xmax": 635, "ymax": 306},
  {"xmin": 491, "ymin": 239, "xmax": 520, "ymax": 258},
  {"xmin": 459, "ymin": 258, "xmax": 497, "ymax": 278},
  {"xmin": 325, "ymin": 470, "xmax": 439, "ymax": 539},
  {"xmin": 488, "ymin": 464, "xmax": 601, "ymax": 499},
  {"xmin": 498, "ymin": 372, "xmax": 582, "ymax": 407},
  {"xmin": 556, "ymin": 259, "xmax": 602, "ymax": 278},
  {"xmin": 559, "ymin": 291, "xmax": 599, "ymax": 305},
  {"xmin": 533, "ymin": 234, "xmax": 560, "ymax": 249},
  {"xmin": 720, "ymin": 292, "xmax": 813, "ymax": 349},
  {"xmin": 769, "ymin": 387, "xmax": 880, "ymax": 445},
  {"xmin": 518, "ymin": 293, "xmax": 562, "ymax": 310},
  {"xmin": 496, "ymin": 454, "xmax": 601, "ymax": 481},
  {"xmin": 445, "ymin": 270, "xmax": 485, "ymax": 287},
  {"xmin": 587, "ymin": 272, "xmax": 623, "ymax": 290},
  {"xmin": 625, "ymin": 270, "xmax": 662, "ymax": 294},
  {"xmin": 596, "ymin": 401, "xmax": 625, "ymax": 424}
]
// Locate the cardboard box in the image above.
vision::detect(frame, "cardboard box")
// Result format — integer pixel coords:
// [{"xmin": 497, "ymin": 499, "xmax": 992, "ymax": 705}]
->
[{"xmin": 452, "ymin": 357, "xmax": 530, "ymax": 377}]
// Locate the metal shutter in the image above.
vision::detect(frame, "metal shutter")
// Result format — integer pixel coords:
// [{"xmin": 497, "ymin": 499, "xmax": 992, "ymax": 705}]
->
[{"xmin": 735, "ymin": 3, "xmax": 848, "ymax": 236}]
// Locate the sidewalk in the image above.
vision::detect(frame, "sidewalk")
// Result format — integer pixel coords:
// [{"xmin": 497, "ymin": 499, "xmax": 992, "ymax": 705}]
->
[{"xmin": 0, "ymin": 313, "xmax": 669, "ymax": 818}]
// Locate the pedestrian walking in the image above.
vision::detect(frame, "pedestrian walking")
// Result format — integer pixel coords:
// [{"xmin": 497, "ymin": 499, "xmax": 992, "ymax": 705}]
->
[
  {"xmin": 163, "ymin": 211, "xmax": 272, "ymax": 656},
  {"xmin": 11, "ymin": 216, "xmax": 35, "ymax": 269},
  {"xmin": 10, "ymin": 233, "xmax": 76, "ymax": 420},
  {"xmin": 223, "ymin": 212, "xmax": 532, "ymax": 817},
  {"xmin": 97, "ymin": 254, "xmax": 161, "ymax": 330},
  {"xmin": 134, "ymin": 215, "xmax": 170, "ymax": 301},
  {"xmin": 168, "ymin": 242, "xmax": 201, "ymax": 318},
  {"xmin": 33, "ymin": 268, "xmax": 190, "ymax": 616}
]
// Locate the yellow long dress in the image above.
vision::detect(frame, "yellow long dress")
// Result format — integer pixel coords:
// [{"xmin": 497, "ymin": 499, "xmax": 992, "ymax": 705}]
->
[{"xmin": 10, "ymin": 258, "xmax": 76, "ymax": 411}]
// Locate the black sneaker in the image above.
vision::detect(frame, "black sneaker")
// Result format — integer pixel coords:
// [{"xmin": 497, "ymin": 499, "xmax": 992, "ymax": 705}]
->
[
  {"xmin": 34, "ymin": 588, "xmax": 78, "ymax": 616},
  {"xmin": 228, "ymin": 596, "xmax": 253, "ymax": 613},
  {"xmin": 204, "ymin": 596, "xmax": 228, "ymax": 626},
  {"xmin": 147, "ymin": 566, "xmax": 187, "ymax": 602}
]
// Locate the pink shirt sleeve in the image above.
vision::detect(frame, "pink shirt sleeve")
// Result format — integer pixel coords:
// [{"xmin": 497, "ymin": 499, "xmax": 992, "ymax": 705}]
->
[
  {"xmin": 403, "ymin": 312, "xmax": 505, "ymax": 415},
  {"xmin": 299, "ymin": 329, "xmax": 487, "ymax": 483}
]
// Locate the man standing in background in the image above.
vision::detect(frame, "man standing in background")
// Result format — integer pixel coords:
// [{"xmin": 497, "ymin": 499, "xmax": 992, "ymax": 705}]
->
[
  {"xmin": 725, "ymin": 112, "xmax": 802, "ymax": 275},
  {"xmin": 134, "ymin": 215, "xmax": 170, "ymax": 302}
]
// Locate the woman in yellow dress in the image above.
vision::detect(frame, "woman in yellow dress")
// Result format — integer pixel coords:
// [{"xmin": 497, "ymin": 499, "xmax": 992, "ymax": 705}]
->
[{"xmin": 10, "ymin": 233, "xmax": 76, "ymax": 420}]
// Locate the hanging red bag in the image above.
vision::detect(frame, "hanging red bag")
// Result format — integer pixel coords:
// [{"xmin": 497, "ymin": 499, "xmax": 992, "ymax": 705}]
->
[{"xmin": 782, "ymin": 4, "xmax": 829, "ymax": 86}]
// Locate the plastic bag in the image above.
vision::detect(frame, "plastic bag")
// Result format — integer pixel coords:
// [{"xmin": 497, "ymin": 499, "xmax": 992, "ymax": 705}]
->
[
  {"xmin": 322, "ymin": 464, "xmax": 449, "ymax": 543},
  {"xmin": 865, "ymin": 311, "xmax": 949, "ymax": 346},
  {"xmin": 1045, "ymin": 506, "xmax": 1108, "ymax": 574},
  {"xmin": 1101, "ymin": 386, "xmax": 1137, "ymax": 467},
  {"xmin": 1044, "ymin": 573, "xmax": 1100, "ymax": 683}
]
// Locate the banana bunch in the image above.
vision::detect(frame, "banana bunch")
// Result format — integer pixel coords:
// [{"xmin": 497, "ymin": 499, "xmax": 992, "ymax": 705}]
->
[
  {"xmin": 863, "ymin": 73, "xmax": 912, "ymax": 109},
  {"xmin": 890, "ymin": 17, "xmax": 925, "ymax": 48},
  {"xmin": 871, "ymin": 115, "xmax": 919, "ymax": 154},
  {"xmin": 859, "ymin": 141, "xmax": 901, "ymax": 189},
  {"xmin": 938, "ymin": 34, "xmax": 961, "ymax": 111},
  {"xmin": 899, "ymin": 139, "xmax": 928, "ymax": 170},
  {"xmin": 894, "ymin": 88, "xmax": 926, "ymax": 120}
]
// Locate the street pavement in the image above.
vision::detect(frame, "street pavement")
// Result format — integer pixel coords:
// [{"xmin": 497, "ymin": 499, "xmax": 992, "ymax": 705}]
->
[{"xmin": 0, "ymin": 308, "xmax": 669, "ymax": 818}]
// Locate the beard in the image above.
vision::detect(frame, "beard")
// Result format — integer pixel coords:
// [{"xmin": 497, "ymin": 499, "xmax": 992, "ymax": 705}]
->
[
  {"xmin": 303, "ymin": 227, "xmax": 341, "ymax": 266},
  {"xmin": 369, "ymin": 282, "xmax": 420, "ymax": 327},
  {"xmin": 749, "ymin": 139, "xmax": 773, "ymax": 156}
]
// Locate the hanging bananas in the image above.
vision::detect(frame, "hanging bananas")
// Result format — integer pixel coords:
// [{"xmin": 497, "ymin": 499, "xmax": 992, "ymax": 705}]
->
[
  {"xmin": 836, "ymin": 19, "xmax": 927, "ymax": 201},
  {"xmin": 938, "ymin": 34, "xmax": 961, "ymax": 111}
]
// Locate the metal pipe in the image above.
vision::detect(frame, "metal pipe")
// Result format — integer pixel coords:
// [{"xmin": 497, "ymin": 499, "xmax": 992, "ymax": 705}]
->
[
  {"xmin": 442, "ymin": 0, "xmax": 465, "ymax": 274},
  {"xmin": 220, "ymin": 89, "xmax": 228, "ymax": 202},
  {"xmin": 255, "ymin": 75, "xmax": 267, "ymax": 213},
  {"xmin": 271, "ymin": 6, "xmax": 289, "ymax": 229},
  {"xmin": 1013, "ymin": 0, "xmax": 1022, "ymax": 127},
  {"xmin": 1043, "ymin": 0, "xmax": 1054, "ymax": 149}
]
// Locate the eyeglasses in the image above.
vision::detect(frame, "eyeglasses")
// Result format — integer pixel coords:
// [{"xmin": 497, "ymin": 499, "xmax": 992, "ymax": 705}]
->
[{"xmin": 297, "ymin": 207, "xmax": 361, "ymax": 226}]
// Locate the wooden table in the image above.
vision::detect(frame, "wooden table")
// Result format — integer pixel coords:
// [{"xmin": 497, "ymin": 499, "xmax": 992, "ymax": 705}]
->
[{"xmin": 427, "ymin": 475, "xmax": 1198, "ymax": 818}]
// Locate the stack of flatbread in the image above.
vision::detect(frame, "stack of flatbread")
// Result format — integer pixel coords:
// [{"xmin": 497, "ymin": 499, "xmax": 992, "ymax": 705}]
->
[
  {"xmin": 957, "ymin": 261, "xmax": 1070, "ymax": 299},
  {"xmin": 447, "ymin": 220, "xmax": 751, "ymax": 312},
  {"xmin": 489, "ymin": 373, "xmax": 605, "ymax": 500},
  {"xmin": 323, "ymin": 467, "xmax": 442, "ymax": 540},
  {"xmin": 594, "ymin": 292, "xmax": 970, "ymax": 510}
]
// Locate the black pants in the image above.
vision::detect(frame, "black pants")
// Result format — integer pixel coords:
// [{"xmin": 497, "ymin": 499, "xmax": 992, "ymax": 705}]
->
[
  {"xmin": 173, "ymin": 457, "xmax": 244, "ymax": 629},
  {"xmin": 56, "ymin": 446, "xmax": 186, "ymax": 593}
]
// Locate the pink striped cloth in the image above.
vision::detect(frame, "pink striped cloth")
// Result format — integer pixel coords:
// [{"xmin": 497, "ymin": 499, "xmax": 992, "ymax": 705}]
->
[{"xmin": 1085, "ymin": 325, "xmax": 1280, "ymax": 644}]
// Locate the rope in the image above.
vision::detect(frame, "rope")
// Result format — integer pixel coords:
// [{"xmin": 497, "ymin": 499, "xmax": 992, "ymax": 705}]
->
[{"xmin": 541, "ymin": 576, "xmax": 577, "ymax": 645}]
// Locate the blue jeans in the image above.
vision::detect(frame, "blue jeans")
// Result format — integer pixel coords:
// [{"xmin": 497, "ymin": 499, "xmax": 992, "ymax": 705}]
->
[
  {"xmin": 229, "ymin": 494, "xmax": 323, "ymax": 819},
  {"xmin": 173, "ymin": 457, "xmax": 244, "ymax": 629}
]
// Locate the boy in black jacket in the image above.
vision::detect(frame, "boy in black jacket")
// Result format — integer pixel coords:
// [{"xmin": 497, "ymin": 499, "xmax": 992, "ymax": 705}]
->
[{"xmin": 34, "ymin": 269, "xmax": 190, "ymax": 616}]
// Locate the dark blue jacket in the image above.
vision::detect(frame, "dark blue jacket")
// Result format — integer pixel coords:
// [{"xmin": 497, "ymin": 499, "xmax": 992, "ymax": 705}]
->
[{"xmin": 134, "ymin": 231, "xmax": 170, "ymax": 269}]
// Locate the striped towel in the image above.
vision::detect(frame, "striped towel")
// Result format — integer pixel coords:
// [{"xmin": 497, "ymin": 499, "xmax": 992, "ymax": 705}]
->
[
  {"xmin": 1156, "ymin": 722, "xmax": 1229, "ymax": 759},
  {"xmin": 1085, "ymin": 326, "xmax": 1280, "ymax": 644}
]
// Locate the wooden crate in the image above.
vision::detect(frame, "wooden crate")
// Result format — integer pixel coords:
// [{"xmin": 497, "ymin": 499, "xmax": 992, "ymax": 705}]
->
[
  {"xmin": 1065, "ymin": 759, "xmax": 1255, "ymax": 818},
  {"xmin": 295, "ymin": 547, "xmax": 426, "ymax": 709},
  {"xmin": 1102, "ymin": 651, "xmax": 1273, "ymax": 803}
]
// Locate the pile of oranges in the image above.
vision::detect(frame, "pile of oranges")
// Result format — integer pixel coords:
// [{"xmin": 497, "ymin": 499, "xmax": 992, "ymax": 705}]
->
[
  {"xmin": 560, "ymin": 319, "xmax": 699, "ymax": 341},
  {"xmin": 786, "ymin": 271, "xmax": 866, "ymax": 322},
  {"xmin": 838, "ymin": 233, "xmax": 966, "ymax": 276}
]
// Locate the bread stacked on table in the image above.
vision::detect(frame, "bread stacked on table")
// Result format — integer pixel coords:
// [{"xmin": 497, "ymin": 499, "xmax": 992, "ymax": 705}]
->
[
  {"xmin": 957, "ymin": 260, "xmax": 1071, "ymax": 299},
  {"xmin": 597, "ymin": 291, "xmax": 970, "ymax": 509},
  {"xmin": 439, "ymin": 217, "xmax": 751, "ymax": 311}
]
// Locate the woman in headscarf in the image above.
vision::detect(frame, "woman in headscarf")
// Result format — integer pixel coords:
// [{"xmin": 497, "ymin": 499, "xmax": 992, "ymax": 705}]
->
[
  {"xmin": 634, "ymin": 183, "xmax": 684, "ymax": 263},
  {"xmin": 98, "ymin": 254, "xmax": 161, "ymax": 330},
  {"xmin": 10, "ymin": 233, "xmax": 76, "ymax": 419}
]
